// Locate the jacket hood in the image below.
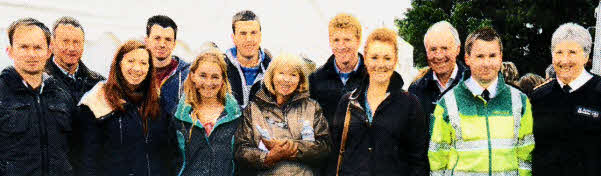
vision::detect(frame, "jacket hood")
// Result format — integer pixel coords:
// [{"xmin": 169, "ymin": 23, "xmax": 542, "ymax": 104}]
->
[
  {"xmin": 78, "ymin": 81, "xmax": 115, "ymax": 118},
  {"xmin": 175, "ymin": 56, "xmax": 191, "ymax": 73},
  {"xmin": 253, "ymin": 82, "xmax": 310, "ymax": 107}
]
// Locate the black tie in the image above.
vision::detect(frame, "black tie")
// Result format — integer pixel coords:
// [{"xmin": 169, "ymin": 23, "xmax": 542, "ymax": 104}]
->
[
  {"xmin": 482, "ymin": 89, "xmax": 490, "ymax": 101},
  {"xmin": 563, "ymin": 85, "xmax": 572, "ymax": 93}
]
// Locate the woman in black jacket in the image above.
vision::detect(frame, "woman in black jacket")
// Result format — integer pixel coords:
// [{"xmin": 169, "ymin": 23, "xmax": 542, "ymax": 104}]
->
[
  {"xmin": 78, "ymin": 40, "xmax": 176, "ymax": 176},
  {"xmin": 328, "ymin": 28, "xmax": 428, "ymax": 176}
]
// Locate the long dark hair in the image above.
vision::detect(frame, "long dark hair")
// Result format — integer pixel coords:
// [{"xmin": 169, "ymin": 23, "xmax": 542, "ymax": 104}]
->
[{"xmin": 104, "ymin": 40, "xmax": 161, "ymax": 133}]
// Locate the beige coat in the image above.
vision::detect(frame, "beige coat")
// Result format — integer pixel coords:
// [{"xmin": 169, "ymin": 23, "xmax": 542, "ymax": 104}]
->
[{"xmin": 235, "ymin": 87, "xmax": 330, "ymax": 176}]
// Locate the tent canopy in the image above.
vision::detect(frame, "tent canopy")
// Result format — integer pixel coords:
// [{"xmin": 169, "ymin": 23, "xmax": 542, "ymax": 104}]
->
[{"xmin": 0, "ymin": 0, "xmax": 417, "ymax": 88}]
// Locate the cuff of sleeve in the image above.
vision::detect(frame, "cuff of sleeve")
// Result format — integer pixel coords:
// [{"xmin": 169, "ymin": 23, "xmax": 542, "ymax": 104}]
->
[{"xmin": 259, "ymin": 151, "xmax": 268, "ymax": 165}]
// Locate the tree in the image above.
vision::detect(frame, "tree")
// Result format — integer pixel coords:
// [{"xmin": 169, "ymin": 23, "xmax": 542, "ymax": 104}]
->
[{"xmin": 397, "ymin": 0, "xmax": 597, "ymax": 75}]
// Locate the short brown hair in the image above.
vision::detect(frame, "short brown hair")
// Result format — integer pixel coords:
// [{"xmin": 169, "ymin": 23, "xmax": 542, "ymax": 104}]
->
[
  {"xmin": 183, "ymin": 48, "xmax": 231, "ymax": 107},
  {"xmin": 502, "ymin": 61, "xmax": 519, "ymax": 85},
  {"xmin": 363, "ymin": 28, "xmax": 398, "ymax": 58},
  {"xmin": 465, "ymin": 27, "xmax": 503, "ymax": 55},
  {"xmin": 518, "ymin": 73, "xmax": 545, "ymax": 95},
  {"xmin": 232, "ymin": 10, "xmax": 261, "ymax": 33},
  {"xmin": 146, "ymin": 15, "xmax": 178, "ymax": 39},
  {"xmin": 328, "ymin": 13, "xmax": 362, "ymax": 40},
  {"xmin": 7, "ymin": 18, "xmax": 51, "ymax": 46}
]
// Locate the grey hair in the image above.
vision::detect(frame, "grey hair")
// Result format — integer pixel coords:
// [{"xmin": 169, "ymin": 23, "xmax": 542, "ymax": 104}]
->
[
  {"xmin": 551, "ymin": 23, "xmax": 592, "ymax": 56},
  {"xmin": 424, "ymin": 21, "xmax": 460, "ymax": 47},
  {"xmin": 53, "ymin": 16, "xmax": 84, "ymax": 37}
]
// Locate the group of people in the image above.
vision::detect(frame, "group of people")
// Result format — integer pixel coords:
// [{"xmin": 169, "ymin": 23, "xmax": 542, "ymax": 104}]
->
[{"xmin": 1, "ymin": 9, "xmax": 599, "ymax": 176}]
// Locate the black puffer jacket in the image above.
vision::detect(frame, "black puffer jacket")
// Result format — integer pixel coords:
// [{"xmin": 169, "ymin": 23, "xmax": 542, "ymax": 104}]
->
[
  {"xmin": 328, "ymin": 72, "xmax": 428, "ymax": 176},
  {"xmin": 79, "ymin": 83, "xmax": 177, "ymax": 176},
  {"xmin": 0, "ymin": 67, "xmax": 76, "ymax": 176}
]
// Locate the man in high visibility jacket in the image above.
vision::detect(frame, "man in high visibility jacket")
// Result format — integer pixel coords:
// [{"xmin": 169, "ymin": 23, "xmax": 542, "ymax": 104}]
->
[{"xmin": 428, "ymin": 27, "xmax": 534, "ymax": 176}]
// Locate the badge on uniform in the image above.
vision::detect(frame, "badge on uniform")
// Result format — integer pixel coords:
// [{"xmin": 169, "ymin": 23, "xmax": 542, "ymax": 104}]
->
[{"xmin": 575, "ymin": 106, "xmax": 600, "ymax": 118}]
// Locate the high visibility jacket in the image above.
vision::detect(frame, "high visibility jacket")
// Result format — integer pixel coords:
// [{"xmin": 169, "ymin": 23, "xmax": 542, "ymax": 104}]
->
[{"xmin": 428, "ymin": 77, "xmax": 534, "ymax": 176}]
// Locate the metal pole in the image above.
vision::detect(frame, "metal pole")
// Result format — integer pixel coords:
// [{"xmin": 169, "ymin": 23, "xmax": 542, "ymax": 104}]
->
[{"xmin": 592, "ymin": 1, "xmax": 601, "ymax": 75}]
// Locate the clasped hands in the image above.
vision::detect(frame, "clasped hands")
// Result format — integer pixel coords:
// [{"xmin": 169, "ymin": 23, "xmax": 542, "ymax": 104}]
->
[{"xmin": 262, "ymin": 138, "xmax": 298, "ymax": 166}]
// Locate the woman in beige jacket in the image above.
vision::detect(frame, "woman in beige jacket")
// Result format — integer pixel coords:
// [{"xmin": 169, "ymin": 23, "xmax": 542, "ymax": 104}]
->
[{"xmin": 235, "ymin": 53, "xmax": 330, "ymax": 176}]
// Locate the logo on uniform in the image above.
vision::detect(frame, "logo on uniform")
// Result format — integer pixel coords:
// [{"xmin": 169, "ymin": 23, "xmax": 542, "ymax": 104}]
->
[{"xmin": 575, "ymin": 106, "xmax": 600, "ymax": 118}]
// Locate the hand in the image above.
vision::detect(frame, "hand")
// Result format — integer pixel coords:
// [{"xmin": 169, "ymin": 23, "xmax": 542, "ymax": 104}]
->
[
  {"xmin": 262, "ymin": 138, "xmax": 285, "ymax": 150},
  {"xmin": 281, "ymin": 140, "xmax": 298, "ymax": 159},
  {"xmin": 264, "ymin": 140, "xmax": 298, "ymax": 165}
]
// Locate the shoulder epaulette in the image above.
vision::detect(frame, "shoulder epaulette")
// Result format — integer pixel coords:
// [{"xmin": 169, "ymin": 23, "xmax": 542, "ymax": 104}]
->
[{"xmin": 533, "ymin": 78, "xmax": 554, "ymax": 91}]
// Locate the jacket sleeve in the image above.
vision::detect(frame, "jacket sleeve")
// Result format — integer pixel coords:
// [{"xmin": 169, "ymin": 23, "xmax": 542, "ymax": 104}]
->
[
  {"xmin": 79, "ymin": 106, "xmax": 103, "ymax": 176},
  {"xmin": 516, "ymin": 96, "xmax": 534, "ymax": 176},
  {"xmin": 167, "ymin": 115, "xmax": 182, "ymax": 176},
  {"xmin": 428, "ymin": 100, "xmax": 454, "ymax": 175},
  {"xmin": 234, "ymin": 103, "xmax": 269, "ymax": 170},
  {"xmin": 406, "ymin": 94, "xmax": 429, "ymax": 176},
  {"xmin": 292, "ymin": 103, "xmax": 330, "ymax": 165}
]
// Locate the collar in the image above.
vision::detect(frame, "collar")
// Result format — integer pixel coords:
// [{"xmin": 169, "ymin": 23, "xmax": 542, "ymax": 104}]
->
[
  {"xmin": 53, "ymin": 57, "xmax": 79, "ymax": 79},
  {"xmin": 174, "ymin": 93, "xmax": 241, "ymax": 128},
  {"xmin": 227, "ymin": 46, "xmax": 266, "ymax": 66},
  {"xmin": 465, "ymin": 76, "xmax": 498, "ymax": 99},
  {"xmin": 556, "ymin": 69, "xmax": 593, "ymax": 93},
  {"xmin": 432, "ymin": 64, "xmax": 458, "ymax": 92},
  {"xmin": 255, "ymin": 83, "xmax": 310, "ymax": 106},
  {"xmin": 334, "ymin": 53, "xmax": 361, "ymax": 74},
  {"xmin": 351, "ymin": 71, "xmax": 404, "ymax": 100},
  {"xmin": 21, "ymin": 73, "xmax": 49, "ymax": 94},
  {"xmin": 78, "ymin": 81, "xmax": 114, "ymax": 118}
]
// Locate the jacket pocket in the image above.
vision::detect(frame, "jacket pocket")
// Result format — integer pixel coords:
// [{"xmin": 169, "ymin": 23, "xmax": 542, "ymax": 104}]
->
[
  {"xmin": 48, "ymin": 103, "xmax": 72, "ymax": 132},
  {"xmin": 0, "ymin": 102, "xmax": 31, "ymax": 135}
]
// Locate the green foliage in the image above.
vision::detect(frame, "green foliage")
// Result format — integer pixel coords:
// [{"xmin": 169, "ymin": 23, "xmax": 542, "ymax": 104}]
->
[{"xmin": 397, "ymin": 0, "xmax": 597, "ymax": 75}]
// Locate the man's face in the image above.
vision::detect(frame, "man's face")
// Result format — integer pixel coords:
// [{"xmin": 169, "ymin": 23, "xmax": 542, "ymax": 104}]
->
[
  {"xmin": 232, "ymin": 20, "xmax": 261, "ymax": 59},
  {"xmin": 425, "ymin": 31, "xmax": 459, "ymax": 75},
  {"xmin": 51, "ymin": 24, "xmax": 84, "ymax": 68},
  {"xmin": 552, "ymin": 40, "xmax": 588, "ymax": 84},
  {"xmin": 465, "ymin": 39, "xmax": 503, "ymax": 85},
  {"xmin": 8, "ymin": 25, "xmax": 52, "ymax": 76},
  {"xmin": 329, "ymin": 29, "xmax": 361, "ymax": 71},
  {"xmin": 145, "ymin": 24, "xmax": 176, "ymax": 68}
]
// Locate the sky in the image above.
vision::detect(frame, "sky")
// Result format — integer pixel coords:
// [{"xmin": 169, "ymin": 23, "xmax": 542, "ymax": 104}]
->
[{"xmin": 0, "ymin": 0, "xmax": 416, "ymax": 85}]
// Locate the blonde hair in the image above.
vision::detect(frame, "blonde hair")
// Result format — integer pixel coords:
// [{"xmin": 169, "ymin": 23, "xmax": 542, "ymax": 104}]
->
[
  {"xmin": 328, "ymin": 13, "xmax": 362, "ymax": 40},
  {"xmin": 263, "ymin": 53, "xmax": 310, "ymax": 95},
  {"xmin": 183, "ymin": 48, "xmax": 231, "ymax": 108},
  {"xmin": 363, "ymin": 28, "xmax": 398, "ymax": 58}
]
